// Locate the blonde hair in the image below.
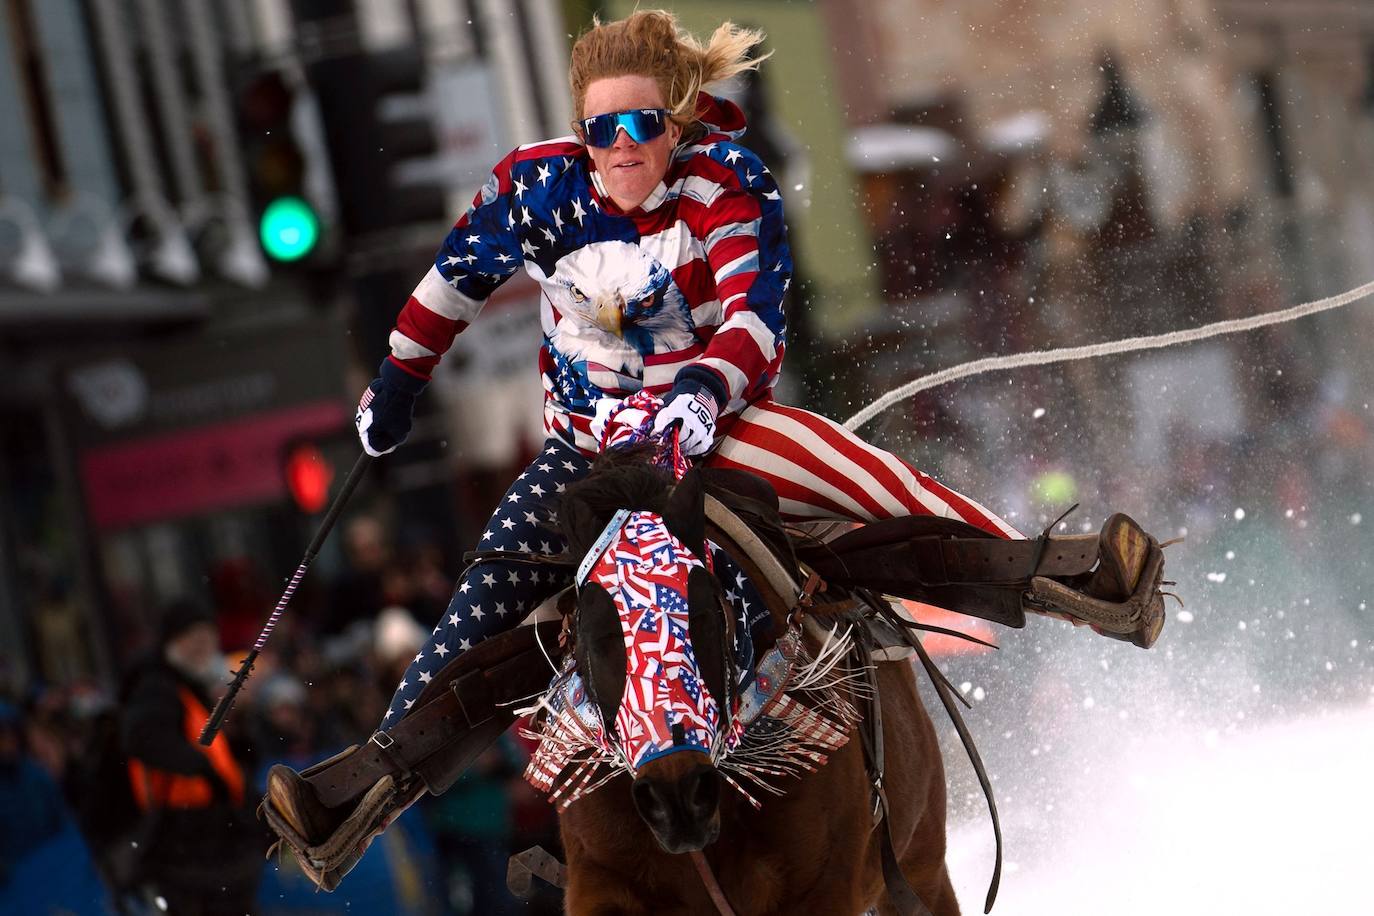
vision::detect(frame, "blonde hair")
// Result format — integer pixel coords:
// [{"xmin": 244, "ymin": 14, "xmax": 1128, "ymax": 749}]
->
[{"xmin": 569, "ymin": 10, "xmax": 770, "ymax": 128}]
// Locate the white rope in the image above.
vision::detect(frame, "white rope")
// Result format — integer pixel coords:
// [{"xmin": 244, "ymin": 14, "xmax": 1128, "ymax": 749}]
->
[{"xmin": 843, "ymin": 278, "xmax": 1374, "ymax": 431}]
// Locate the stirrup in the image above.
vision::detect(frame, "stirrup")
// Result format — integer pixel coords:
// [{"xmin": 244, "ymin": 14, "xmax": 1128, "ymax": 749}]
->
[
  {"xmin": 260, "ymin": 767, "xmax": 422, "ymax": 891},
  {"xmin": 1024, "ymin": 539, "xmax": 1167, "ymax": 648},
  {"xmin": 264, "ymin": 760, "xmax": 348, "ymax": 847}
]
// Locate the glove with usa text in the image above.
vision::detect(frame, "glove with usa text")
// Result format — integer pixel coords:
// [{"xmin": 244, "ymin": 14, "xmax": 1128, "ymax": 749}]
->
[
  {"xmin": 651, "ymin": 384, "xmax": 719, "ymax": 457},
  {"xmin": 355, "ymin": 359, "xmax": 427, "ymax": 457}
]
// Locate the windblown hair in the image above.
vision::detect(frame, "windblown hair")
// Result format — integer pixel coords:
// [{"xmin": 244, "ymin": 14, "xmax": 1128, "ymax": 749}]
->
[{"xmin": 569, "ymin": 9, "xmax": 770, "ymax": 129}]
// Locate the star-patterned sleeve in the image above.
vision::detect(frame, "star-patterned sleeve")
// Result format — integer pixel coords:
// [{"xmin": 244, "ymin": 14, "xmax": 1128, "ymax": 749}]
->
[
  {"xmin": 386, "ymin": 150, "xmax": 525, "ymax": 380},
  {"xmin": 674, "ymin": 143, "xmax": 792, "ymax": 410}
]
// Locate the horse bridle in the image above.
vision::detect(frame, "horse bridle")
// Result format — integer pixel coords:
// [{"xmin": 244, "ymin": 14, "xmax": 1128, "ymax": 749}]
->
[{"xmin": 573, "ymin": 508, "xmax": 633, "ymax": 590}]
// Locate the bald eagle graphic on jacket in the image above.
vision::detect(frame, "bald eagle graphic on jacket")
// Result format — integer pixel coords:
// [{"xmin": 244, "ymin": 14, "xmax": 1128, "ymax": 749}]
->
[{"xmin": 542, "ymin": 240, "xmax": 696, "ymax": 400}]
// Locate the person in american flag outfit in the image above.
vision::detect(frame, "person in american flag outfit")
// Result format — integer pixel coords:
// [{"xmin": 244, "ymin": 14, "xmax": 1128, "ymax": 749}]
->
[
  {"xmin": 266, "ymin": 10, "xmax": 1161, "ymax": 875},
  {"xmin": 354, "ymin": 10, "xmax": 1048, "ymax": 727}
]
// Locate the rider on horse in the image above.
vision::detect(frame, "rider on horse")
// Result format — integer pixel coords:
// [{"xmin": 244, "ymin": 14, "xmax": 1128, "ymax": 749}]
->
[{"xmin": 266, "ymin": 9, "xmax": 1168, "ymax": 890}]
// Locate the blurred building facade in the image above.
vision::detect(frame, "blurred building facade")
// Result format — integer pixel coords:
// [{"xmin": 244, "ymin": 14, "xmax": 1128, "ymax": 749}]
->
[
  {"xmin": 813, "ymin": 0, "xmax": 1374, "ymax": 526},
  {"xmin": 0, "ymin": 0, "xmax": 576, "ymax": 692}
]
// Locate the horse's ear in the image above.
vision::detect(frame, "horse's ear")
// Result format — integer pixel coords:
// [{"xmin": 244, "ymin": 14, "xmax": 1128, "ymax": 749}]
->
[
  {"xmin": 573, "ymin": 583, "xmax": 626, "ymax": 736},
  {"xmin": 663, "ymin": 468, "xmax": 705, "ymax": 554},
  {"xmin": 687, "ymin": 566, "xmax": 729, "ymax": 710},
  {"xmin": 560, "ymin": 492, "xmax": 600, "ymax": 561}
]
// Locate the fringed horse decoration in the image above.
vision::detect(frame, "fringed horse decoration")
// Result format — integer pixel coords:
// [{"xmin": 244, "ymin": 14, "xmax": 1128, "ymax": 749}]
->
[{"xmin": 519, "ymin": 447, "xmax": 962, "ymax": 916}]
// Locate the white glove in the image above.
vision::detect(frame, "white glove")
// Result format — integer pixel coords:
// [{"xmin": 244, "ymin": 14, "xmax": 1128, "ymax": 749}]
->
[
  {"xmin": 589, "ymin": 396, "xmax": 624, "ymax": 445},
  {"xmin": 652, "ymin": 389, "xmax": 719, "ymax": 456}
]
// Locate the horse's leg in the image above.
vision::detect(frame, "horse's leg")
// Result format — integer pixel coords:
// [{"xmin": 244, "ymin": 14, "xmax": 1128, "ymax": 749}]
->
[
  {"xmin": 722, "ymin": 738, "xmax": 893, "ymax": 916},
  {"xmin": 562, "ymin": 814, "xmax": 657, "ymax": 916},
  {"xmin": 875, "ymin": 863, "xmax": 960, "ymax": 916},
  {"xmin": 876, "ymin": 661, "xmax": 963, "ymax": 916},
  {"xmin": 561, "ymin": 780, "xmax": 710, "ymax": 916},
  {"xmin": 562, "ymin": 861, "xmax": 653, "ymax": 916}
]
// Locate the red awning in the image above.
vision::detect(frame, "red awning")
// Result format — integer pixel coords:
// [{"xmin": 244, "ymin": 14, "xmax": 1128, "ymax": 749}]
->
[{"xmin": 80, "ymin": 400, "xmax": 347, "ymax": 530}]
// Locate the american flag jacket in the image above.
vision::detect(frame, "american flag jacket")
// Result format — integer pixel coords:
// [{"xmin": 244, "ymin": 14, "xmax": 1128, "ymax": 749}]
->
[{"xmin": 386, "ymin": 93, "xmax": 792, "ymax": 454}]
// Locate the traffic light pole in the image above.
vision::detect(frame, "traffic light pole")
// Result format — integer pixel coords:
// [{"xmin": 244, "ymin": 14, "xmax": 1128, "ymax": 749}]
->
[{"xmin": 199, "ymin": 452, "xmax": 372, "ymax": 745}]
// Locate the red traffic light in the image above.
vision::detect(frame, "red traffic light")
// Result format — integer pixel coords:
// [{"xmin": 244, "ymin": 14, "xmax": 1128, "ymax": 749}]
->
[{"xmin": 284, "ymin": 443, "xmax": 334, "ymax": 513}]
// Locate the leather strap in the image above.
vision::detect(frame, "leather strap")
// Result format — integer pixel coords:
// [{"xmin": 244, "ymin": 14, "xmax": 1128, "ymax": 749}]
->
[
  {"xmin": 891, "ymin": 590, "xmax": 1004, "ymax": 915},
  {"xmin": 704, "ymin": 493, "xmax": 801, "ymax": 634},
  {"xmin": 853, "ymin": 624, "xmax": 933, "ymax": 916},
  {"xmin": 880, "ymin": 810, "xmax": 934, "ymax": 916},
  {"xmin": 506, "ymin": 845, "xmax": 567, "ymax": 897},
  {"xmin": 829, "ymin": 533, "xmax": 1098, "ymax": 589},
  {"xmin": 689, "ymin": 850, "xmax": 740, "ymax": 916},
  {"xmin": 306, "ymin": 620, "xmax": 562, "ymax": 807},
  {"xmin": 806, "ymin": 558, "xmax": 1029, "ymax": 627}
]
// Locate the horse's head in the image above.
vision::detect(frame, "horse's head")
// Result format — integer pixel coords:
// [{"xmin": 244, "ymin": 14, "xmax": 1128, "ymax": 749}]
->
[{"xmin": 561, "ymin": 452, "xmax": 733, "ymax": 853}]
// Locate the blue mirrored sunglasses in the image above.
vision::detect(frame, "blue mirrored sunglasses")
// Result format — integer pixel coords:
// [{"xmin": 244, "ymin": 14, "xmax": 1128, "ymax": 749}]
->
[{"xmin": 577, "ymin": 108, "xmax": 669, "ymax": 148}]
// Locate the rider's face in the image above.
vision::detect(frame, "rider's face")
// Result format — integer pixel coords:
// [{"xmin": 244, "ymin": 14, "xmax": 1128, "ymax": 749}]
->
[{"xmin": 581, "ymin": 75, "xmax": 682, "ymax": 212}]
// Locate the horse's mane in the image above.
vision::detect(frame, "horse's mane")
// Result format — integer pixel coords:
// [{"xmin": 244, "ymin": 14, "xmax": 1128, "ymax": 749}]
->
[
  {"xmin": 560, "ymin": 444, "xmax": 797, "ymax": 579},
  {"xmin": 560, "ymin": 444, "xmax": 676, "ymax": 557}
]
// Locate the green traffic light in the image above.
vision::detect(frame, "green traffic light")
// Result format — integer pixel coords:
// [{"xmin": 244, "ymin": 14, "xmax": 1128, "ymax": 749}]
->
[{"xmin": 259, "ymin": 196, "xmax": 320, "ymax": 261}]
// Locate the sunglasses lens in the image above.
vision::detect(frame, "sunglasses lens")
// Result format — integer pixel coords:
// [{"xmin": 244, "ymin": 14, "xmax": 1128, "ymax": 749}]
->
[
  {"xmin": 581, "ymin": 110, "xmax": 667, "ymax": 147},
  {"xmin": 622, "ymin": 110, "xmax": 665, "ymax": 143},
  {"xmin": 582, "ymin": 116, "xmax": 618, "ymax": 147}
]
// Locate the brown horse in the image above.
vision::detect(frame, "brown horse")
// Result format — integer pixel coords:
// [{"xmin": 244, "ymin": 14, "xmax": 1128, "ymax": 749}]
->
[{"xmin": 546, "ymin": 452, "xmax": 961, "ymax": 916}]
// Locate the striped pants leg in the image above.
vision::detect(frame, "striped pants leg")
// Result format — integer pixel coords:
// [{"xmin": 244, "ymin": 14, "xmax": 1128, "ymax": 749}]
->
[{"xmin": 708, "ymin": 400, "xmax": 1023, "ymax": 539}]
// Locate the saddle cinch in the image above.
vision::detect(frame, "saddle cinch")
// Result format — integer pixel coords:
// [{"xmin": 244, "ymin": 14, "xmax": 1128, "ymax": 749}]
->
[{"xmin": 261, "ymin": 472, "xmax": 1168, "ymax": 891}]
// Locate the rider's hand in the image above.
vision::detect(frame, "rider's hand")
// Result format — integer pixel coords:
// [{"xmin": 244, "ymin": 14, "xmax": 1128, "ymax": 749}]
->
[
  {"xmin": 590, "ymin": 396, "xmax": 624, "ymax": 446},
  {"xmin": 355, "ymin": 359, "xmax": 427, "ymax": 457},
  {"xmin": 652, "ymin": 385, "xmax": 719, "ymax": 456}
]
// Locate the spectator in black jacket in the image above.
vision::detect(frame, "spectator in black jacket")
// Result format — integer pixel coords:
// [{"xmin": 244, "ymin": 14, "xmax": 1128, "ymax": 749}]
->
[{"xmin": 120, "ymin": 600, "xmax": 264, "ymax": 915}]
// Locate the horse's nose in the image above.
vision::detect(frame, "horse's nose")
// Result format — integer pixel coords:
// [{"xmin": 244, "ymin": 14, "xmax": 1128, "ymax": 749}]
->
[
  {"xmin": 631, "ymin": 764, "xmax": 721, "ymax": 853},
  {"xmin": 683, "ymin": 765, "xmax": 721, "ymax": 821}
]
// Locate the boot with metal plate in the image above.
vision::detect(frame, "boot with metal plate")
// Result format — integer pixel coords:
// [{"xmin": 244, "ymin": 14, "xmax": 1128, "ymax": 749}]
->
[{"xmin": 259, "ymin": 619, "xmax": 563, "ymax": 890}]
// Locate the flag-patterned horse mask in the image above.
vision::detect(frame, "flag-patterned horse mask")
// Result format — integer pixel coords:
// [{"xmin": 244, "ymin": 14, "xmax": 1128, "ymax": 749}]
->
[
  {"xmin": 523, "ymin": 457, "xmax": 860, "ymax": 843},
  {"xmin": 570, "ymin": 471, "xmax": 734, "ymax": 777}
]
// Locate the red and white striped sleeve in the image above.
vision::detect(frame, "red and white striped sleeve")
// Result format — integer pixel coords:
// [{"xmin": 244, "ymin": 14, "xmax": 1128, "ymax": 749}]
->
[
  {"xmin": 386, "ymin": 151, "xmax": 524, "ymax": 381},
  {"xmin": 675, "ymin": 146, "xmax": 792, "ymax": 410}
]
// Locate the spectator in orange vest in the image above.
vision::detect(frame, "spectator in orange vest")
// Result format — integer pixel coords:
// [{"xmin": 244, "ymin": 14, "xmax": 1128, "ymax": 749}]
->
[{"xmin": 120, "ymin": 601, "xmax": 264, "ymax": 915}]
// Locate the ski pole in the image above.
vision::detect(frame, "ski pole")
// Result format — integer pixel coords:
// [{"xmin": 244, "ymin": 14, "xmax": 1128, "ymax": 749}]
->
[{"xmin": 199, "ymin": 452, "xmax": 373, "ymax": 745}]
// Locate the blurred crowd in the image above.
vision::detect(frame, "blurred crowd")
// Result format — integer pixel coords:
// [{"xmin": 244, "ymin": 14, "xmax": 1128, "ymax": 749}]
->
[
  {"xmin": 1, "ymin": 511, "xmax": 563, "ymax": 916},
  {"xmin": 824, "ymin": 102, "xmax": 1374, "ymax": 698}
]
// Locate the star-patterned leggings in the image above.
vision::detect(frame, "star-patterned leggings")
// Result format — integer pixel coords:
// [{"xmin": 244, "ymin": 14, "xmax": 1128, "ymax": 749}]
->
[
  {"xmin": 381, "ymin": 438, "xmax": 587, "ymax": 723},
  {"xmin": 382, "ymin": 400, "xmax": 1021, "ymax": 723}
]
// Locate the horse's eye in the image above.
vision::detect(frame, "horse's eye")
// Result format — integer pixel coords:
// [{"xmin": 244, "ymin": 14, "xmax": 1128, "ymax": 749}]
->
[{"xmin": 571, "ymin": 285, "xmax": 587, "ymax": 303}]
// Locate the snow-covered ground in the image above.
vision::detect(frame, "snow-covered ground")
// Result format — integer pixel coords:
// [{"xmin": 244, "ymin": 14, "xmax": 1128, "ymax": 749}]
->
[{"xmin": 944, "ymin": 701, "xmax": 1374, "ymax": 915}]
